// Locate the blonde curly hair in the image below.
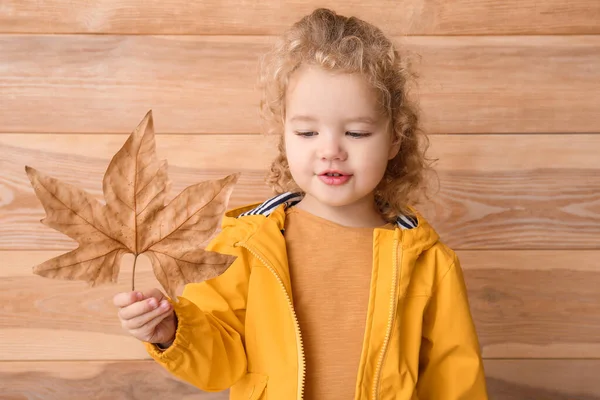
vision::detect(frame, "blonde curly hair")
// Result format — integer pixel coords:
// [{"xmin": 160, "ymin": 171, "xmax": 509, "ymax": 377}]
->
[{"xmin": 258, "ymin": 8, "xmax": 435, "ymax": 220}]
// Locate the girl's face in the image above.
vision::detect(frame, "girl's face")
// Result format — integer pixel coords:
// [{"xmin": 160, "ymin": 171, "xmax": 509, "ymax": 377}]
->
[{"xmin": 284, "ymin": 65, "xmax": 399, "ymax": 215}]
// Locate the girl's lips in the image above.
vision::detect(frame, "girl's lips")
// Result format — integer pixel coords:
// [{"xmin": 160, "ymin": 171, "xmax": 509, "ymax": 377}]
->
[{"xmin": 318, "ymin": 173, "xmax": 352, "ymax": 186}]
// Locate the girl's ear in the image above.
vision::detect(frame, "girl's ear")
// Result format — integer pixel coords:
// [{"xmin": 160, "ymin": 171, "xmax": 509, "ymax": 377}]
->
[
  {"xmin": 385, "ymin": 120, "xmax": 400, "ymax": 160},
  {"xmin": 388, "ymin": 137, "xmax": 401, "ymax": 160}
]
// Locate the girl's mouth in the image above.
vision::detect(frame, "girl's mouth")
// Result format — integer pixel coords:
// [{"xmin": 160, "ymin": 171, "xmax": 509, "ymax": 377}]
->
[{"xmin": 318, "ymin": 171, "xmax": 352, "ymax": 185}]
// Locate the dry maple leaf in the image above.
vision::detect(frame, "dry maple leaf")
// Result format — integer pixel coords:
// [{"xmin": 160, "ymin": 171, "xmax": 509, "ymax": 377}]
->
[{"xmin": 25, "ymin": 110, "xmax": 239, "ymax": 300}]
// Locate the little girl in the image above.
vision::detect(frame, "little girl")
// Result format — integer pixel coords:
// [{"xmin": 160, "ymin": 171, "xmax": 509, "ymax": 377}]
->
[{"xmin": 114, "ymin": 8, "xmax": 488, "ymax": 399}]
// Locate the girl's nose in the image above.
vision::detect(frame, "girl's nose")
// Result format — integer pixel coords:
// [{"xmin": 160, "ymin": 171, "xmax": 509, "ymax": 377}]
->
[{"xmin": 317, "ymin": 134, "xmax": 348, "ymax": 161}]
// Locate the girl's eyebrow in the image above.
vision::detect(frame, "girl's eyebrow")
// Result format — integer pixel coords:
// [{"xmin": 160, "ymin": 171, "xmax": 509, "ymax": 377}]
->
[
  {"xmin": 289, "ymin": 115, "xmax": 318, "ymax": 123},
  {"xmin": 344, "ymin": 116, "xmax": 377, "ymax": 124},
  {"xmin": 289, "ymin": 115, "xmax": 378, "ymax": 124}
]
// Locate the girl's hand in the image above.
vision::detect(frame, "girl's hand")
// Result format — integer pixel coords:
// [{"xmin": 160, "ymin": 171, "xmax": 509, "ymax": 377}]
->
[{"xmin": 113, "ymin": 288, "xmax": 177, "ymax": 346}]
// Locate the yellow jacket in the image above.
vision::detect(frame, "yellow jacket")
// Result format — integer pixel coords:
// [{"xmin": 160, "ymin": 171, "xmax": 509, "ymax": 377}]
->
[{"xmin": 145, "ymin": 193, "xmax": 488, "ymax": 399}]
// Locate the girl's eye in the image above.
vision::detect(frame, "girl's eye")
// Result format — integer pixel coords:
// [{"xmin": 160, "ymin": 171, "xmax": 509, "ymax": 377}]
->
[
  {"xmin": 296, "ymin": 131, "xmax": 317, "ymax": 137},
  {"xmin": 294, "ymin": 131, "xmax": 371, "ymax": 138},
  {"xmin": 346, "ymin": 131, "xmax": 371, "ymax": 138}
]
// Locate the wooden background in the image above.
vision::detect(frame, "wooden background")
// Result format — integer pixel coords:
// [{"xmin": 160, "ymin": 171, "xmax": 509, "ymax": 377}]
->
[{"xmin": 1, "ymin": 1, "xmax": 599, "ymax": 399}]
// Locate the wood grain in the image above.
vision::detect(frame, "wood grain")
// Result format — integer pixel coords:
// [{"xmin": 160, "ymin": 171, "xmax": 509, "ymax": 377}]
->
[
  {"xmin": 0, "ymin": 360, "xmax": 599, "ymax": 399},
  {"xmin": 460, "ymin": 250, "xmax": 600, "ymax": 358},
  {"xmin": 0, "ymin": 133, "xmax": 276, "ymax": 250},
  {"xmin": 2, "ymin": 1, "xmax": 598, "ymax": 397},
  {"xmin": 1, "ymin": 0, "xmax": 599, "ymax": 35},
  {"xmin": 428, "ymin": 168, "xmax": 600, "ymax": 249},
  {"xmin": 484, "ymin": 359, "xmax": 600, "ymax": 399},
  {"xmin": 1, "ymin": 35, "xmax": 599, "ymax": 134},
  {"xmin": 0, "ymin": 360, "xmax": 223, "ymax": 400},
  {"xmin": 2, "ymin": 250, "xmax": 599, "ymax": 360},
  {"xmin": 1, "ymin": 252, "xmax": 171, "ymax": 360},
  {"xmin": 2, "ymin": 134, "xmax": 599, "ymax": 250}
]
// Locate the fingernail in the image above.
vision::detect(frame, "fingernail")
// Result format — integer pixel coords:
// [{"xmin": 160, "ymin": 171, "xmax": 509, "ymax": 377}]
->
[
  {"xmin": 148, "ymin": 299, "xmax": 157, "ymax": 308},
  {"xmin": 160, "ymin": 300, "xmax": 170, "ymax": 309},
  {"xmin": 136, "ymin": 292, "xmax": 143, "ymax": 300}
]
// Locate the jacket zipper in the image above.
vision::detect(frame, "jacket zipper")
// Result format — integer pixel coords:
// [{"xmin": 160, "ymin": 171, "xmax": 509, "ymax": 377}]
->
[
  {"xmin": 372, "ymin": 237, "xmax": 400, "ymax": 399},
  {"xmin": 238, "ymin": 242, "xmax": 306, "ymax": 400}
]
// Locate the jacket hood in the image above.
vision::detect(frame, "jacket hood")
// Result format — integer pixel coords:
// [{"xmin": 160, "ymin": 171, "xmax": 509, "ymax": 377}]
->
[{"xmin": 222, "ymin": 192, "xmax": 440, "ymax": 256}]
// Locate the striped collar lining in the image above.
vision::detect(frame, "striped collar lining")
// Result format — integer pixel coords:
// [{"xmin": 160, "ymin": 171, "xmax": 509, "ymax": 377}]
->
[{"xmin": 238, "ymin": 192, "xmax": 417, "ymax": 230}]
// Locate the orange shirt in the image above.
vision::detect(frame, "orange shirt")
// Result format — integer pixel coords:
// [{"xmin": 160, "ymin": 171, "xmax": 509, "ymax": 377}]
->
[{"xmin": 284, "ymin": 207, "xmax": 393, "ymax": 399}]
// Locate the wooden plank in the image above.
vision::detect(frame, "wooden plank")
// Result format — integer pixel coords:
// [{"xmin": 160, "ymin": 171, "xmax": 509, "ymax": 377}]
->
[
  {"xmin": 484, "ymin": 359, "xmax": 600, "ymax": 399},
  {"xmin": 0, "ymin": 134, "xmax": 276, "ymax": 250},
  {"xmin": 1, "ymin": 1, "xmax": 599, "ymax": 35},
  {"xmin": 2, "ymin": 134, "xmax": 599, "ymax": 250},
  {"xmin": 1, "ymin": 35, "xmax": 599, "ymax": 134},
  {"xmin": 0, "ymin": 360, "xmax": 599, "ymax": 399},
  {"xmin": 411, "ymin": 35, "xmax": 600, "ymax": 134},
  {"xmin": 426, "ymin": 168, "xmax": 600, "ymax": 249},
  {"xmin": 0, "ymin": 252, "xmax": 171, "ymax": 360},
  {"xmin": 0, "ymin": 360, "xmax": 225, "ymax": 399},
  {"xmin": 0, "ymin": 36, "xmax": 265, "ymax": 135},
  {"xmin": 459, "ymin": 250, "xmax": 600, "ymax": 358},
  {"xmin": 2, "ymin": 250, "xmax": 599, "ymax": 360}
]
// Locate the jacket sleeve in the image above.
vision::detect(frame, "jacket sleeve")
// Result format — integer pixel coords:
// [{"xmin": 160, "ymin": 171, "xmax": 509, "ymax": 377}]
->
[
  {"xmin": 416, "ymin": 253, "xmax": 488, "ymax": 399},
  {"xmin": 143, "ymin": 227, "xmax": 251, "ymax": 392}
]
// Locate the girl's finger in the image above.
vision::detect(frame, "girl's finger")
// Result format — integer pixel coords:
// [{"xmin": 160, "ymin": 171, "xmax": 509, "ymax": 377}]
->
[
  {"xmin": 113, "ymin": 291, "xmax": 143, "ymax": 308},
  {"xmin": 118, "ymin": 296, "xmax": 162, "ymax": 321},
  {"xmin": 141, "ymin": 288, "xmax": 167, "ymax": 303},
  {"xmin": 122, "ymin": 299, "xmax": 172, "ymax": 330},
  {"xmin": 130, "ymin": 307, "xmax": 174, "ymax": 342}
]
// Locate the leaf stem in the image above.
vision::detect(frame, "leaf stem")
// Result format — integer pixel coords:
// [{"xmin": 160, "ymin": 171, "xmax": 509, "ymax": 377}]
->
[{"xmin": 132, "ymin": 254, "xmax": 138, "ymax": 292}]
